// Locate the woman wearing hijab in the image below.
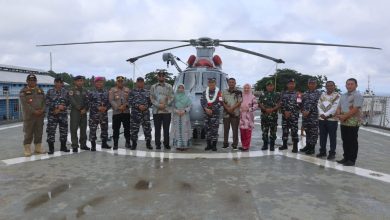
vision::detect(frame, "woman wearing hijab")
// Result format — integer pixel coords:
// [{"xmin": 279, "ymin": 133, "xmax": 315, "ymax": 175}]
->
[
  {"xmin": 239, "ymin": 84, "xmax": 258, "ymax": 151},
  {"xmin": 171, "ymin": 84, "xmax": 192, "ymax": 150}
]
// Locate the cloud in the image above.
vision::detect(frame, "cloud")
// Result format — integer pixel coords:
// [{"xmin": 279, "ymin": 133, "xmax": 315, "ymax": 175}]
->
[{"xmin": 0, "ymin": 0, "xmax": 388, "ymax": 94}]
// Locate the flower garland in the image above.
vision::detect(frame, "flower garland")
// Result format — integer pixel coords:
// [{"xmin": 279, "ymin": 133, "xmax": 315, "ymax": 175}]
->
[{"xmin": 206, "ymin": 87, "xmax": 220, "ymax": 103}]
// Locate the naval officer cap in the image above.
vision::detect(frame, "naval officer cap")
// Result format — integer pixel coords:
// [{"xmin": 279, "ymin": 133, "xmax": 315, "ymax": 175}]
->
[
  {"xmin": 54, "ymin": 76, "xmax": 64, "ymax": 82},
  {"xmin": 308, "ymin": 78, "xmax": 317, "ymax": 83},
  {"xmin": 116, "ymin": 76, "xmax": 125, "ymax": 81},
  {"xmin": 26, "ymin": 74, "xmax": 37, "ymax": 81},
  {"xmin": 287, "ymin": 78, "xmax": 295, "ymax": 83},
  {"xmin": 73, "ymin": 75, "xmax": 85, "ymax": 81},
  {"xmin": 208, "ymin": 77, "xmax": 216, "ymax": 83}
]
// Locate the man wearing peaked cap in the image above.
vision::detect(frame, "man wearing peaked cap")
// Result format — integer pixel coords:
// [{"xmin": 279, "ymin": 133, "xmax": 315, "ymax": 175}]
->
[
  {"xmin": 259, "ymin": 79, "xmax": 280, "ymax": 151},
  {"xmin": 88, "ymin": 76, "xmax": 111, "ymax": 151},
  {"xmin": 280, "ymin": 77, "xmax": 301, "ymax": 152},
  {"xmin": 300, "ymin": 77, "xmax": 321, "ymax": 155},
  {"xmin": 109, "ymin": 76, "xmax": 131, "ymax": 150},
  {"xmin": 19, "ymin": 73, "xmax": 46, "ymax": 156},
  {"xmin": 46, "ymin": 75, "xmax": 70, "ymax": 154},
  {"xmin": 69, "ymin": 75, "xmax": 90, "ymax": 152}
]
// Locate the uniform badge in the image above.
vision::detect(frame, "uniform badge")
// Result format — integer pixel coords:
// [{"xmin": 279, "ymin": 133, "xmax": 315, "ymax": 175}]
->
[
  {"xmin": 115, "ymin": 95, "xmax": 120, "ymax": 100},
  {"xmin": 28, "ymin": 98, "xmax": 33, "ymax": 103},
  {"xmin": 69, "ymin": 91, "xmax": 74, "ymax": 96}
]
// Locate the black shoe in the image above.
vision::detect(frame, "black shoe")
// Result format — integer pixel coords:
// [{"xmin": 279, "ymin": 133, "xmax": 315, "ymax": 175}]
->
[
  {"xmin": 47, "ymin": 142, "xmax": 54, "ymax": 155},
  {"xmin": 222, "ymin": 143, "xmax": 229, "ymax": 149},
  {"xmin": 261, "ymin": 142, "xmax": 268, "ymax": 150},
  {"xmin": 113, "ymin": 139, "xmax": 118, "ymax": 150},
  {"xmin": 305, "ymin": 149, "xmax": 315, "ymax": 155},
  {"xmin": 232, "ymin": 145, "xmax": 238, "ymax": 150},
  {"xmin": 91, "ymin": 141, "xmax": 96, "ymax": 152},
  {"xmin": 316, "ymin": 152, "xmax": 327, "ymax": 158},
  {"xmin": 125, "ymin": 140, "xmax": 131, "ymax": 149},
  {"xmin": 72, "ymin": 147, "xmax": 78, "ymax": 153},
  {"xmin": 101, "ymin": 141, "xmax": 111, "ymax": 149},
  {"xmin": 291, "ymin": 141, "xmax": 298, "ymax": 153},
  {"xmin": 60, "ymin": 141, "xmax": 70, "ymax": 152},
  {"xmin": 164, "ymin": 145, "xmax": 171, "ymax": 150},
  {"xmin": 156, "ymin": 145, "xmax": 161, "ymax": 150},
  {"xmin": 80, "ymin": 144, "xmax": 90, "ymax": 151},
  {"xmin": 239, "ymin": 147, "xmax": 248, "ymax": 152},
  {"xmin": 343, "ymin": 161, "xmax": 355, "ymax": 166},
  {"xmin": 269, "ymin": 140, "xmax": 275, "ymax": 151},
  {"xmin": 205, "ymin": 141, "xmax": 212, "ymax": 151},
  {"xmin": 327, "ymin": 153, "xmax": 336, "ymax": 160},
  {"xmin": 300, "ymin": 145, "xmax": 309, "ymax": 152},
  {"xmin": 212, "ymin": 141, "xmax": 217, "ymax": 151},
  {"xmin": 279, "ymin": 140, "xmax": 288, "ymax": 150},
  {"xmin": 337, "ymin": 158, "xmax": 347, "ymax": 164},
  {"xmin": 130, "ymin": 140, "xmax": 137, "ymax": 150},
  {"xmin": 146, "ymin": 140, "xmax": 153, "ymax": 150}
]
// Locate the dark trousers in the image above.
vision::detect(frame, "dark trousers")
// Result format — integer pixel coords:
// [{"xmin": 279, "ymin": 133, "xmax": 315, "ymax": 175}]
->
[
  {"xmin": 223, "ymin": 117, "xmax": 239, "ymax": 147},
  {"xmin": 340, "ymin": 125, "xmax": 359, "ymax": 163},
  {"xmin": 319, "ymin": 120, "xmax": 338, "ymax": 154},
  {"xmin": 112, "ymin": 113, "xmax": 130, "ymax": 141},
  {"xmin": 153, "ymin": 113, "xmax": 171, "ymax": 147}
]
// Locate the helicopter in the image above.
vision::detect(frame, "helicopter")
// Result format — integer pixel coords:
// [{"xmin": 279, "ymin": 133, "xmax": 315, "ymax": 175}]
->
[{"xmin": 37, "ymin": 37, "xmax": 381, "ymax": 139}]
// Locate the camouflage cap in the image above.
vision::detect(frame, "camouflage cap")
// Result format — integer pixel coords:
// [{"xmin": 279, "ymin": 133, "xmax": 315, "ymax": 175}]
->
[
  {"xmin": 73, "ymin": 75, "xmax": 85, "ymax": 81},
  {"xmin": 116, "ymin": 76, "xmax": 125, "ymax": 81},
  {"xmin": 266, "ymin": 80, "xmax": 274, "ymax": 85},
  {"xmin": 287, "ymin": 78, "xmax": 295, "ymax": 83},
  {"xmin": 308, "ymin": 78, "xmax": 317, "ymax": 83},
  {"xmin": 136, "ymin": 77, "xmax": 144, "ymax": 82}
]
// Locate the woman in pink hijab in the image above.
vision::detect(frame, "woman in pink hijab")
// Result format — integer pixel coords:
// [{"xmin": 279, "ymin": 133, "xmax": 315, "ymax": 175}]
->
[{"xmin": 239, "ymin": 84, "xmax": 258, "ymax": 151}]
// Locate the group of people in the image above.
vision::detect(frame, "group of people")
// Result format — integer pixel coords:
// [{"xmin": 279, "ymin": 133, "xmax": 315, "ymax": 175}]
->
[{"xmin": 19, "ymin": 70, "xmax": 363, "ymax": 166}]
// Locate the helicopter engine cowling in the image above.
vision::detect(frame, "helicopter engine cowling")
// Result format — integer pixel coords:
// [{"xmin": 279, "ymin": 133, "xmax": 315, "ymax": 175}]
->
[
  {"xmin": 194, "ymin": 59, "xmax": 214, "ymax": 68},
  {"xmin": 187, "ymin": 55, "xmax": 196, "ymax": 67}
]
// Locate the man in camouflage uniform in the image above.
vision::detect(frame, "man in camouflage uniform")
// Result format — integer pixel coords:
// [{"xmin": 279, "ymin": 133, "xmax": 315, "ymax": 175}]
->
[
  {"xmin": 300, "ymin": 78, "xmax": 322, "ymax": 155},
  {"xmin": 258, "ymin": 80, "xmax": 280, "ymax": 151},
  {"xmin": 280, "ymin": 78, "xmax": 302, "ymax": 152},
  {"xmin": 19, "ymin": 74, "xmax": 46, "ymax": 156},
  {"xmin": 222, "ymin": 78, "xmax": 242, "ymax": 150},
  {"xmin": 201, "ymin": 78, "xmax": 223, "ymax": 151},
  {"xmin": 128, "ymin": 77, "xmax": 153, "ymax": 150},
  {"xmin": 45, "ymin": 76, "xmax": 70, "ymax": 154},
  {"xmin": 69, "ymin": 75, "xmax": 90, "ymax": 153},
  {"xmin": 109, "ymin": 76, "xmax": 131, "ymax": 150},
  {"xmin": 88, "ymin": 76, "xmax": 111, "ymax": 151}
]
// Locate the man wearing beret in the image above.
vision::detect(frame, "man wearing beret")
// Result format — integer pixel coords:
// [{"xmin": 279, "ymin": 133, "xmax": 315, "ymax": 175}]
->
[
  {"xmin": 128, "ymin": 77, "xmax": 153, "ymax": 150},
  {"xmin": 69, "ymin": 75, "xmax": 90, "ymax": 152},
  {"xmin": 45, "ymin": 76, "xmax": 70, "ymax": 154},
  {"xmin": 258, "ymin": 80, "xmax": 280, "ymax": 151},
  {"xmin": 88, "ymin": 76, "xmax": 111, "ymax": 151},
  {"xmin": 109, "ymin": 76, "xmax": 131, "ymax": 150},
  {"xmin": 19, "ymin": 74, "xmax": 46, "ymax": 156},
  {"xmin": 300, "ymin": 78, "xmax": 322, "ymax": 155},
  {"xmin": 280, "ymin": 78, "xmax": 301, "ymax": 152}
]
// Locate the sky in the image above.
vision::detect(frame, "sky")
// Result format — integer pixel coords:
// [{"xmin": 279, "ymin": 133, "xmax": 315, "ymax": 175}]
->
[{"xmin": 0, "ymin": 0, "xmax": 389, "ymax": 94}]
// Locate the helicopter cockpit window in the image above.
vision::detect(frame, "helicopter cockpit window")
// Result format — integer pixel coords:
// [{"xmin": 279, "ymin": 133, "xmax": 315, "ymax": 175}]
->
[
  {"xmin": 182, "ymin": 72, "xmax": 196, "ymax": 92},
  {"xmin": 202, "ymin": 72, "xmax": 221, "ymax": 88}
]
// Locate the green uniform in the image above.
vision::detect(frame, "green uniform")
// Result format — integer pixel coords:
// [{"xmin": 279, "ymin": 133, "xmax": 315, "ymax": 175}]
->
[
  {"xmin": 19, "ymin": 86, "xmax": 46, "ymax": 155},
  {"xmin": 258, "ymin": 91, "xmax": 280, "ymax": 143},
  {"xmin": 69, "ymin": 86, "xmax": 89, "ymax": 148}
]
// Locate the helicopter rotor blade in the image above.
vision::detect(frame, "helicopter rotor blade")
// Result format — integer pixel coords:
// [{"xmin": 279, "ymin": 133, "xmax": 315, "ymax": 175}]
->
[
  {"xmin": 219, "ymin": 40, "xmax": 381, "ymax": 50},
  {"xmin": 126, "ymin": 44, "xmax": 192, "ymax": 63},
  {"xmin": 219, "ymin": 43, "xmax": 285, "ymax": 64},
  {"xmin": 36, "ymin": 39, "xmax": 189, "ymax": 47}
]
